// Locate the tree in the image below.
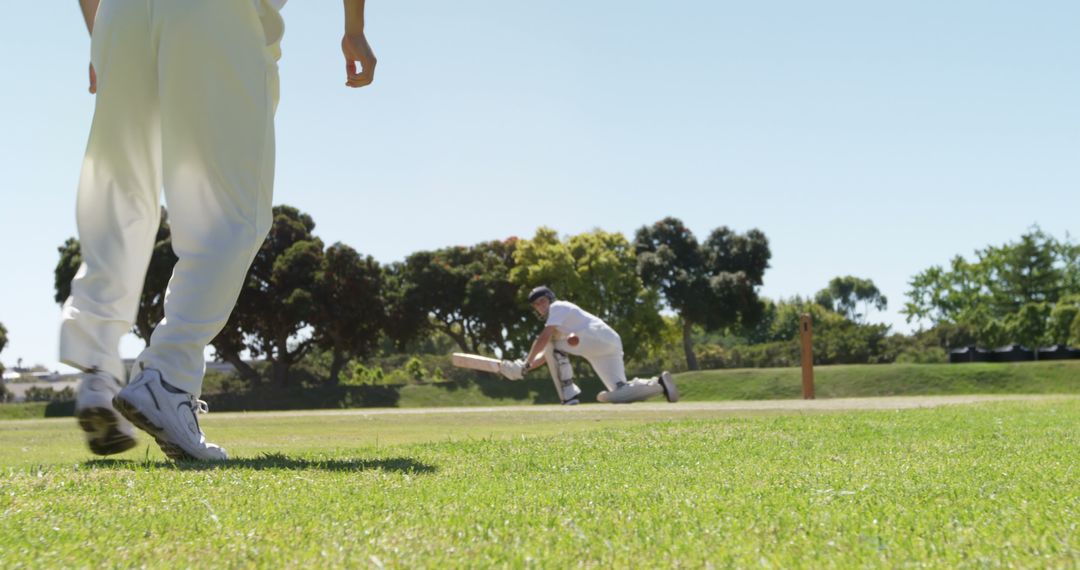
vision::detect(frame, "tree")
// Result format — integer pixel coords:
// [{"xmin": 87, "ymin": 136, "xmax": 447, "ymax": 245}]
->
[
  {"xmin": 634, "ymin": 217, "xmax": 770, "ymax": 370},
  {"xmin": 54, "ymin": 237, "xmax": 81, "ymax": 305},
  {"xmin": 983, "ymin": 228, "xmax": 1064, "ymax": 312},
  {"xmin": 135, "ymin": 214, "xmax": 179, "ymax": 342},
  {"xmin": 904, "ymin": 227, "xmax": 1078, "ymax": 348},
  {"xmin": 1046, "ymin": 295, "xmax": 1080, "ymax": 346},
  {"xmin": 722, "ymin": 294, "xmax": 896, "ymax": 366},
  {"xmin": 313, "ymin": 243, "xmax": 386, "ymax": 385},
  {"xmin": 512, "ymin": 227, "xmax": 665, "ymax": 359},
  {"xmin": 53, "ymin": 209, "xmax": 178, "ymax": 345},
  {"xmin": 1003, "ymin": 302, "xmax": 1051, "ymax": 349},
  {"xmin": 814, "ymin": 276, "xmax": 887, "ymax": 323},
  {"xmin": 211, "ymin": 205, "xmax": 324, "ymax": 387},
  {"xmin": 389, "ymin": 239, "xmax": 526, "ymax": 355},
  {"xmin": 0, "ymin": 321, "xmax": 7, "ymax": 400}
]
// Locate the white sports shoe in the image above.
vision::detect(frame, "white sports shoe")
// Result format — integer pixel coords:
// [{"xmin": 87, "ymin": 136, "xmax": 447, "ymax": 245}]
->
[
  {"xmin": 659, "ymin": 371, "xmax": 679, "ymax": 403},
  {"xmin": 113, "ymin": 369, "xmax": 227, "ymax": 461},
  {"xmin": 75, "ymin": 371, "xmax": 138, "ymax": 456}
]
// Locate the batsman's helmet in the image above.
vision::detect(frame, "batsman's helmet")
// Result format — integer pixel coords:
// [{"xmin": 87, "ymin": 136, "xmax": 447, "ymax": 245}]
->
[{"xmin": 527, "ymin": 286, "xmax": 556, "ymax": 304}]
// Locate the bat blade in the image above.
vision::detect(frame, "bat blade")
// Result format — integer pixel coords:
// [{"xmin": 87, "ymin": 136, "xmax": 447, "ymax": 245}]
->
[{"xmin": 451, "ymin": 352, "xmax": 502, "ymax": 374}]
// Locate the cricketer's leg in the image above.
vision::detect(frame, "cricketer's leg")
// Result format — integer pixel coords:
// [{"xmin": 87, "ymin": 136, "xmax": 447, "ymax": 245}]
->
[
  {"xmin": 60, "ymin": 0, "xmax": 166, "ymax": 455},
  {"xmin": 543, "ymin": 342, "xmax": 582, "ymax": 404},
  {"xmin": 561, "ymin": 326, "xmax": 665, "ymax": 404},
  {"xmin": 597, "ymin": 377, "xmax": 665, "ymax": 403},
  {"xmin": 59, "ymin": 0, "xmax": 163, "ymax": 383},
  {"xmin": 133, "ymin": 0, "xmax": 280, "ymax": 397}
]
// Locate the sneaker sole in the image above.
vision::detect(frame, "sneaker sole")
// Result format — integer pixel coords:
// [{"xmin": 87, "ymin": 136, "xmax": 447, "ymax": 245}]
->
[
  {"xmin": 112, "ymin": 395, "xmax": 197, "ymax": 462},
  {"xmin": 76, "ymin": 407, "xmax": 138, "ymax": 456}
]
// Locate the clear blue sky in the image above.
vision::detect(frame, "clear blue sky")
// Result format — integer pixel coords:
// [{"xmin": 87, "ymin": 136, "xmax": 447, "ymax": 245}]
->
[{"xmin": 2, "ymin": 1, "xmax": 1078, "ymax": 371}]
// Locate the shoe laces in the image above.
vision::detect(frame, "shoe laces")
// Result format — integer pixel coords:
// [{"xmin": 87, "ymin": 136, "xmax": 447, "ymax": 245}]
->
[{"xmin": 184, "ymin": 396, "xmax": 210, "ymax": 434}]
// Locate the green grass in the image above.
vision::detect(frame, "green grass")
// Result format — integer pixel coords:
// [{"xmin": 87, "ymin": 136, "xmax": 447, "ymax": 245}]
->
[
  {"xmin": 1, "ymin": 399, "xmax": 1077, "ymax": 567},
  {"xmin": 4, "ymin": 360, "xmax": 1079, "ymax": 418},
  {"xmin": 0, "ymin": 402, "xmax": 49, "ymax": 420},
  {"xmin": 676, "ymin": 359, "xmax": 1080, "ymax": 401}
]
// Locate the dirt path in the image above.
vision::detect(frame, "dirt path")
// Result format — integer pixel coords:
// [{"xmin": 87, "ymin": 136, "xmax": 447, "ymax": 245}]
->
[{"xmin": 214, "ymin": 394, "xmax": 1077, "ymax": 419}]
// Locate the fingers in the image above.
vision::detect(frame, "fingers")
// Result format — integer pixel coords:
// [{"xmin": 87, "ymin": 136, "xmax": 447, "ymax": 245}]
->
[
  {"xmin": 341, "ymin": 34, "xmax": 376, "ymax": 88},
  {"xmin": 345, "ymin": 58, "xmax": 376, "ymax": 88},
  {"xmin": 89, "ymin": 62, "xmax": 97, "ymax": 94}
]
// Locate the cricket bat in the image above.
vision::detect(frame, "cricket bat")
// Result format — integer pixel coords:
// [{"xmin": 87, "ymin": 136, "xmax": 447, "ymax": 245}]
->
[{"xmin": 451, "ymin": 353, "xmax": 502, "ymax": 374}]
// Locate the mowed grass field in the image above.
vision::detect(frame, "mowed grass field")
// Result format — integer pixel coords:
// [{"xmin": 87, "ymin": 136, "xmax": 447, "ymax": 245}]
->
[
  {"xmin": 1, "ymin": 397, "xmax": 1078, "ymax": 568},
  {"xmin": 4, "ymin": 361, "xmax": 1079, "ymax": 419},
  {"xmin": 354, "ymin": 360, "xmax": 1080, "ymax": 408}
]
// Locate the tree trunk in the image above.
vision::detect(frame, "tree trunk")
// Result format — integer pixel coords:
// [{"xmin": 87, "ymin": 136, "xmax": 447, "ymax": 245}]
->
[
  {"xmin": 682, "ymin": 318, "xmax": 699, "ymax": 371},
  {"xmin": 273, "ymin": 336, "xmax": 290, "ymax": 386},
  {"xmin": 272, "ymin": 359, "xmax": 289, "ymax": 387},
  {"xmin": 439, "ymin": 322, "xmax": 470, "ymax": 353},
  {"xmin": 220, "ymin": 351, "xmax": 261, "ymax": 384},
  {"xmin": 328, "ymin": 349, "xmax": 347, "ymax": 386}
]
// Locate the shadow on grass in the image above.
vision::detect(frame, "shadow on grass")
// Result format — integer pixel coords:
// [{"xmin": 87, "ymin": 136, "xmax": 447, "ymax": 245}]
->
[{"xmin": 83, "ymin": 453, "xmax": 437, "ymax": 474}]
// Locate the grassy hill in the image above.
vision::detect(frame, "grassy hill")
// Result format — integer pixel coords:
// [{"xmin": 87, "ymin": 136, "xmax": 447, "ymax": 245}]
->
[{"xmin": 675, "ymin": 360, "xmax": 1080, "ymax": 401}]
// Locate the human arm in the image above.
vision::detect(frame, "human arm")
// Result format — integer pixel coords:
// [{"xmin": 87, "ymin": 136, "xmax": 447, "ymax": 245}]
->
[
  {"xmin": 78, "ymin": 0, "xmax": 100, "ymax": 93},
  {"xmin": 78, "ymin": 0, "xmax": 99, "ymax": 34},
  {"xmin": 522, "ymin": 326, "xmax": 558, "ymax": 373},
  {"xmin": 342, "ymin": 0, "xmax": 376, "ymax": 88}
]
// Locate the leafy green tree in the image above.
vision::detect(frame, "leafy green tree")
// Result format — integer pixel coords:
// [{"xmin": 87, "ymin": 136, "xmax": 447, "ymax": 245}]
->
[
  {"xmin": 1003, "ymin": 303, "xmax": 1051, "ymax": 349},
  {"xmin": 814, "ymin": 276, "xmax": 887, "ymax": 323},
  {"xmin": 53, "ymin": 237, "xmax": 81, "ymax": 305},
  {"xmin": 24, "ymin": 386, "xmax": 76, "ymax": 403},
  {"xmin": 212, "ymin": 205, "xmax": 324, "ymax": 387},
  {"xmin": 389, "ymin": 239, "xmax": 525, "ymax": 355},
  {"xmin": 721, "ymin": 290, "xmax": 898, "ymax": 367},
  {"xmin": 0, "ymin": 321, "xmax": 8, "ymax": 399},
  {"xmin": 983, "ymin": 229, "xmax": 1064, "ymax": 311},
  {"xmin": 513, "ymin": 227, "xmax": 664, "ymax": 359},
  {"xmin": 313, "ymin": 243, "xmax": 386, "ymax": 385},
  {"xmin": 1057, "ymin": 238, "xmax": 1080, "ymax": 297},
  {"xmin": 634, "ymin": 217, "xmax": 770, "ymax": 370},
  {"xmin": 53, "ymin": 209, "xmax": 177, "ymax": 345},
  {"xmin": 1046, "ymin": 295, "xmax": 1080, "ymax": 346},
  {"xmin": 904, "ymin": 227, "xmax": 1078, "ymax": 348}
]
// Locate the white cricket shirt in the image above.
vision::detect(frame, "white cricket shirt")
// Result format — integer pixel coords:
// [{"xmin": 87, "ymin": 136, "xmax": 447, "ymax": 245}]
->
[{"xmin": 545, "ymin": 301, "xmax": 607, "ymax": 336}]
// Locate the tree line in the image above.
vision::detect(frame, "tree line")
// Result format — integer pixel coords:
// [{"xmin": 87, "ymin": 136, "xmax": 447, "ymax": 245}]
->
[
  {"xmin": 903, "ymin": 227, "xmax": 1080, "ymax": 350},
  {"xmin": 0, "ymin": 322, "xmax": 8, "ymax": 401},
  {"xmin": 48, "ymin": 211, "xmax": 1078, "ymax": 388},
  {"xmin": 52, "ymin": 207, "xmax": 771, "ymax": 385}
]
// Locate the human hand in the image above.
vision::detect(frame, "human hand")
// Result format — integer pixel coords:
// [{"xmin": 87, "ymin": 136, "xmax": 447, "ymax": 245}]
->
[
  {"xmin": 89, "ymin": 62, "xmax": 97, "ymax": 94},
  {"xmin": 499, "ymin": 359, "xmax": 526, "ymax": 381},
  {"xmin": 342, "ymin": 32, "xmax": 376, "ymax": 88}
]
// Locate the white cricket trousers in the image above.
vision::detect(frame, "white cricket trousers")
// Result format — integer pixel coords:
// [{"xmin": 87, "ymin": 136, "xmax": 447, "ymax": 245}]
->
[
  {"xmin": 59, "ymin": 0, "xmax": 281, "ymax": 396},
  {"xmin": 550, "ymin": 324, "xmax": 628, "ymax": 391}
]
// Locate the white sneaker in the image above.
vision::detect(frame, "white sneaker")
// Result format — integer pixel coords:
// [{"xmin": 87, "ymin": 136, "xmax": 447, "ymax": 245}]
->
[
  {"xmin": 659, "ymin": 371, "xmax": 679, "ymax": 403},
  {"xmin": 75, "ymin": 371, "xmax": 137, "ymax": 456},
  {"xmin": 113, "ymin": 369, "xmax": 227, "ymax": 461}
]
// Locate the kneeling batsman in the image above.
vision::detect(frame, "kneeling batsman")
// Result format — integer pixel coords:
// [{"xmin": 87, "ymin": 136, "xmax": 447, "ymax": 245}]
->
[{"xmin": 506, "ymin": 286, "xmax": 679, "ymax": 405}]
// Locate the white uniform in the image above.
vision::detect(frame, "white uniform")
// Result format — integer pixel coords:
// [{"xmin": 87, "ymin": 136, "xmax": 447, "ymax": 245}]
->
[
  {"xmin": 59, "ymin": 0, "xmax": 285, "ymax": 396},
  {"xmin": 541, "ymin": 301, "xmax": 665, "ymax": 403},
  {"xmin": 544, "ymin": 301, "xmax": 628, "ymax": 392}
]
